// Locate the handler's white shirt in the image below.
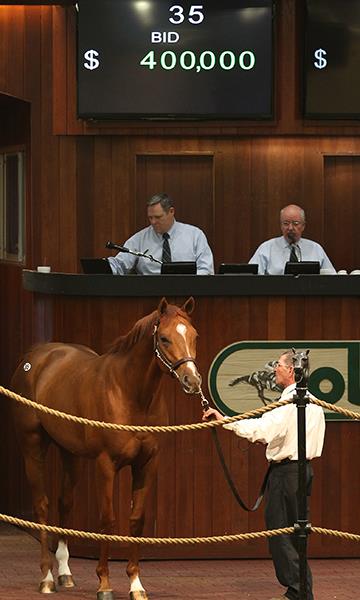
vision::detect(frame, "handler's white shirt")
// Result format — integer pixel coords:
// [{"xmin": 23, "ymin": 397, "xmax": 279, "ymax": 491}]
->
[{"xmin": 223, "ymin": 383, "xmax": 325, "ymax": 463}]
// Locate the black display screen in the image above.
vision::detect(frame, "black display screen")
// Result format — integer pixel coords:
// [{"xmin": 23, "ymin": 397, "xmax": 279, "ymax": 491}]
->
[
  {"xmin": 77, "ymin": 0, "xmax": 274, "ymax": 120},
  {"xmin": 304, "ymin": 0, "xmax": 360, "ymax": 118}
]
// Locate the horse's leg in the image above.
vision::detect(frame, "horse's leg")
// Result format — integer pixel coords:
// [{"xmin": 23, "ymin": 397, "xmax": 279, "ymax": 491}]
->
[
  {"xmin": 95, "ymin": 452, "xmax": 116, "ymax": 600},
  {"xmin": 55, "ymin": 449, "xmax": 81, "ymax": 588},
  {"xmin": 127, "ymin": 447, "xmax": 159, "ymax": 600},
  {"xmin": 22, "ymin": 431, "xmax": 55, "ymax": 593}
]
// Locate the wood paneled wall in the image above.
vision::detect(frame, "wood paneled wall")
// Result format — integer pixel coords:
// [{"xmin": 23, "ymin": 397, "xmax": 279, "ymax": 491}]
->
[{"xmin": 1, "ymin": 1, "xmax": 360, "ymax": 560}]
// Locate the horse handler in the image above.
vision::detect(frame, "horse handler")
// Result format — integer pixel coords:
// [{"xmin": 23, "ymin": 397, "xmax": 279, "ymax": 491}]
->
[{"xmin": 203, "ymin": 349, "xmax": 325, "ymax": 600}]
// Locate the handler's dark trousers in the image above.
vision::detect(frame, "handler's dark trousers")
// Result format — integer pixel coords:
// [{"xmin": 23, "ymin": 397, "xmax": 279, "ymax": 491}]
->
[{"xmin": 265, "ymin": 460, "xmax": 314, "ymax": 600}]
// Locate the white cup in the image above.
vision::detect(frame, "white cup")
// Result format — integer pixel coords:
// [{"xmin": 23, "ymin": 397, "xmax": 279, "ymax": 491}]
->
[
  {"xmin": 337, "ymin": 269, "xmax": 348, "ymax": 275},
  {"xmin": 320, "ymin": 268, "xmax": 334, "ymax": 275},
  {"xmin": 37, "ymin": 266, "xmax": 51, "ymax": 273}
]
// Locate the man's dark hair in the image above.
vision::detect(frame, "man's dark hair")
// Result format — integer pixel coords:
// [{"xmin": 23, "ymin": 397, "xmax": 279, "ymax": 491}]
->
[{"xmin": 147, "ymin": 193, "xmax": 174, "ymax": 212}]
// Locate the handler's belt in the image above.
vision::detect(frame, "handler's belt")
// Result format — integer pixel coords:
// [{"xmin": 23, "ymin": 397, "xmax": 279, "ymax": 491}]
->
[{"xmin": 271, "ymin": 458, "xmax": 310, "ymax": 466}]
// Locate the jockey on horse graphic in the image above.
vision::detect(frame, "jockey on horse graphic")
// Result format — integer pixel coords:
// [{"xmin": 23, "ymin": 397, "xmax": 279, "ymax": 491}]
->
[{"xmin": 229, "ymin": 360, "xmax": 283, "ymax": 405}]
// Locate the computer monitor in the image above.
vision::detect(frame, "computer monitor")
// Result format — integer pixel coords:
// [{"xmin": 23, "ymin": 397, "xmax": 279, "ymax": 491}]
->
[
  {"xmin": 284, "ymin": 261, "xmax": 320, "ymax": 275},
  {"xmin": 80, "ymin": 258, "xmax": 113, "ymax": 274},
  {"xmin": 161, "ymin": 262, "xmax": 197, "ymax": 275},
  {"xmin": 218, "ymin": 263, "xmax": 259, "ymax": 274}
]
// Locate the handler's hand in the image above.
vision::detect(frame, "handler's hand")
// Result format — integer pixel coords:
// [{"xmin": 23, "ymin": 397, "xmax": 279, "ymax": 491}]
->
[{"xmin": 202, "ymin": 408, "xmax": 224, "ymax": 422}]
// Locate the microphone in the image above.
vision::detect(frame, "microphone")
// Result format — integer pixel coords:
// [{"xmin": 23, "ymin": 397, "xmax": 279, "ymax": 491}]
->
[
  {"xmin": 287, "ymin": 231, "xmax": 296, "ymax": 244},
  {"xmin": 105, "ymin": 241, "xmax": 162, "ymax": 264},
  {"xmin": 105, "ymin": 241, "xmax": 130, "ymax": 253}
]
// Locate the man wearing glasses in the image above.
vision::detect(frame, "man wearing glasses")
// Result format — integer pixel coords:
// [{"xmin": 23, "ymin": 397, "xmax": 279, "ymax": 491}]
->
[
  {"xmin": 248, "ymin": 204, "xmax": 336, "ymax": 274},
  {"xmin": 203, "ymin": 350, "xmax": 325, "ymax": 600}
]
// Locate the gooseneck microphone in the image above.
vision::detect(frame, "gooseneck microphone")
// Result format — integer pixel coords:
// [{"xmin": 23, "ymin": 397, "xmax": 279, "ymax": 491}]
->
[
  {"xmin": 105, "ymin": 241, "xmax": 130, "ymax": 253},
  {"xmin": 105, "ymin": 240, "xmax": 163, "ymax": 264}
]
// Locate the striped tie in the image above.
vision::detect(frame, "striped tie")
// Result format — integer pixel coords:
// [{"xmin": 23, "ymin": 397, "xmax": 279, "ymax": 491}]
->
[
  {"xmin": 162, "ymin": 232, "xmax": 172, "ymax": 263},
  {"xmin": 289, "ymin": 244, "xmax": 298, "ymax": 262}
]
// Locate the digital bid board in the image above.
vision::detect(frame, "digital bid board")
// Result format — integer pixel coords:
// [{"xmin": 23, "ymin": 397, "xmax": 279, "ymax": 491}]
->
[
  {"xmin": 77, "ymin": 0, "xmax": 274, "ymax": 120},
  {"xmin": 304, "ymin": 0, "xmax": 360, "ymax": 118}
]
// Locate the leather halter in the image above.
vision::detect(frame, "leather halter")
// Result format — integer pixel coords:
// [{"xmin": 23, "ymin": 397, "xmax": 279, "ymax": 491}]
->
[{"xmin": 152, "ymin": 320, "xmax": 198, "ymax": 381}]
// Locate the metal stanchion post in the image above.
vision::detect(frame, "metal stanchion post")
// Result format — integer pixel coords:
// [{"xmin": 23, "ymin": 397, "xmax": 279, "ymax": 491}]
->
[{"xmin": 293, "ymin": 350, "xmax": 311, "ymax": 600}]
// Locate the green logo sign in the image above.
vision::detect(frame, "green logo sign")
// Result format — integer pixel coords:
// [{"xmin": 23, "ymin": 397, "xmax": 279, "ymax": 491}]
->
[{"xmin": 208, "ymin": 341, "xmax": 360, "ymax": 420}]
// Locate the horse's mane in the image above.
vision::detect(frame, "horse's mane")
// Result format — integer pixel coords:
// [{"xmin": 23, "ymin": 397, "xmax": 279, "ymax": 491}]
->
[
  {"xmin": 107, "ymin": 305, "xmax": 191, "ymax": 355},
  {"xmin": 107, "ymin": 310, "xmax": 158, "ymax": 354}
]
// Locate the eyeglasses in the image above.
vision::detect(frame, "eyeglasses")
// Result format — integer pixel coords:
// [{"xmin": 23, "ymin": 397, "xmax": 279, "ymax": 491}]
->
[
  {"xmin": 273, "ymin": 361, "xmax": 288, "ymax": 368},
  {"xmin": 281, "ymin": 220, "xmax": 303, "ymax": 227}
]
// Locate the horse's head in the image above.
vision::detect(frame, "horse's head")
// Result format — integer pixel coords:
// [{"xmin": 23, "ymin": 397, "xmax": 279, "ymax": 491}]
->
[
  {"xmin": 153, "ymin": 297, "xmax": 202, "ymax": 394},
  {"xmin": 291, "ymin": 347, "xmax": 310, "ymax": 385}
]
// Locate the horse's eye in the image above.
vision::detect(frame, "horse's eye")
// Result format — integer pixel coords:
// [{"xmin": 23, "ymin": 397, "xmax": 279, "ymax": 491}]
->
[{"xmin": 159, "ymin": 336, "xmax": 170, "ymax": 345}]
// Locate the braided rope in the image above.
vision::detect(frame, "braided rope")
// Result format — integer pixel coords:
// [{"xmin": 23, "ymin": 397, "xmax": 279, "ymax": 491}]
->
[
  {"xmin": 1, "ymin": 512, "xmax": 360, "ymax": 545},
  {"xmin": 0, "ymin": 512, "xmax": 292, "ymax": 544},
  {"xmin": 309, "ymin": 397, "xmax": 360, "ymax": 419},
  {"xmin": 312, "ymin": 527, "xmax": 360, "ymax": 542},
  {"xmin": 2, "ymin": 385, "xmax": 360, "ymax": 431},
  {"xmin": 0, "ymin": 385, "xmax": 292, "ymax": 432}
]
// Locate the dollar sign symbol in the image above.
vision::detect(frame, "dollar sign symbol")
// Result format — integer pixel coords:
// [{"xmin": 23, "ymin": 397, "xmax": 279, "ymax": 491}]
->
[
  {"xmin": 84, "ymin": 49, "xmax": 100, "ymax": 70},
  {"xmin": 314, "ymin": 48, "xmax": 327, "ymax": 70}
]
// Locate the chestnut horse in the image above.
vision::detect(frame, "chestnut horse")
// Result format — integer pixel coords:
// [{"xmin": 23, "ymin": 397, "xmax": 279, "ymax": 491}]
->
[{"xmin": 11, "ymin": 297, "xmax": 201, "ymax": 600}]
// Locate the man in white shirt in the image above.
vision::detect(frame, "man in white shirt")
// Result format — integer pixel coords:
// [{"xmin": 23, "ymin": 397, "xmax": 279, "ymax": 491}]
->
[
  {"xmin": 203, "ymin": 349, "xmax": 325, "ymax": 600},
  {"xmin": 249, "ymin": 204, "xmax": 336, "ymax": 275},
  {"xmin": 108, "ymin": 193, "xmax": 214, "ymax": 275}
]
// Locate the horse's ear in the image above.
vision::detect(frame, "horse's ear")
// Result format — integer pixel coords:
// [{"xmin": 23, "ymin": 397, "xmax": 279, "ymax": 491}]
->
[
  {"xmin": 158, "ymin": 297, "xmax": 168, "ymax": 315},
  {"xmin": 182, "ymin": 296, "xmax": 195, "ymax": 315}
]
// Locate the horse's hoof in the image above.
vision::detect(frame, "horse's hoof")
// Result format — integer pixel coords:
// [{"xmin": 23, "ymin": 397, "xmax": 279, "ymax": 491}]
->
[
  {"xmin": 39, "ymin": 580, "xmax": 57, "ymax": 593},
  {"xmin": 129, "ymin": 592, "xmax": 148, "ymax": 600},
  {"xmin": 97, "ymin": 592, "xmax": 115, "ymax": 600},
  {"xmin": 58, "ymin": 574, "xmax": 75, "ymax": 588}
]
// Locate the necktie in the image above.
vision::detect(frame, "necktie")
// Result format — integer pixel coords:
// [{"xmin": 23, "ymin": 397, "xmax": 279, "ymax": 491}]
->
[
  {"xmin": 289, "ymin": 244, "xmax": 298, "ymax": 262},
  {"xmin": 162, "ymin": 232, "xmax": 172, "ymax": 263}
]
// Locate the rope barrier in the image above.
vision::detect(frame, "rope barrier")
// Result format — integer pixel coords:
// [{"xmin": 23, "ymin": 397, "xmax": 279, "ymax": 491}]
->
[
  {"xmin": 1, "ymin": 513, "xmax": 360, "ymax": 546},
  {"xmin": 312, "ymin": 527, "xmax": 360, "ymax": 542},
  {"xmin": 309, "ymin": 397, "xmax": 360, "ymax": 420},
  {"xmin": 2, "ymin": 385, "xmax": 360, "ymax": 431},
  {"xmin": 0, "ymin": 512, "xmax": 292, "ymax": 544},
  {"xmin": 0, "ymin": 385, "xmax": 293, "ymax": 432}
]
